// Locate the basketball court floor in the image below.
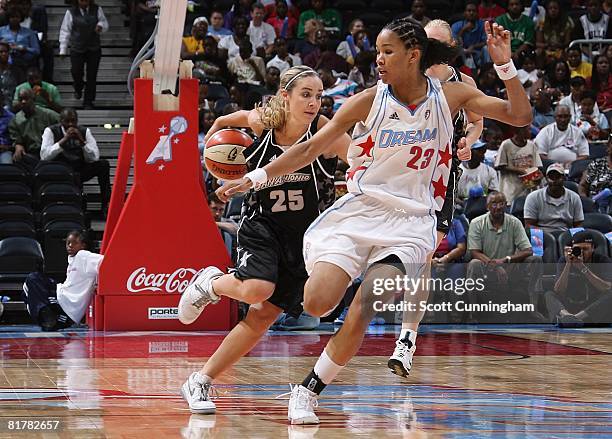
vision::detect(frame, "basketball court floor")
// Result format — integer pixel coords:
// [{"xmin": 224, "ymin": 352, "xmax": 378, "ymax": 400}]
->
[{"xmin": 0, "ymin": 324, "xmax": 610, "ymax": 438}]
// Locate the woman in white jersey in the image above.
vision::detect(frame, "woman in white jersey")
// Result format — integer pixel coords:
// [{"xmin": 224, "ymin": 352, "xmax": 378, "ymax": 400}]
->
[
  {"xmin": 387, "ymin": 19, "xmax": 486, "ymax": 378},
  {"xmin": 213, "ymin": 17, "xmax": 531, "ymax": 424}
]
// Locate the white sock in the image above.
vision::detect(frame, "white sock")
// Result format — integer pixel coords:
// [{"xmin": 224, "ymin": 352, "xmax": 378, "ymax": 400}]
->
[
  {"xmin": 194, "ymin": 371, "xmax": 212, "ymax": 385},
  {"xmin": 313, "ymin": 349, "xmax": 344, "ymax": 384},
  {"xmin": 399, "ymin": 328, "xmax": 417, "ymax": 346}
]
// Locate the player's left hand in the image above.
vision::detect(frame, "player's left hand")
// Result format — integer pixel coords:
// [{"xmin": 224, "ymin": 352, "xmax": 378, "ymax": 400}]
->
[
  {"xmin": 485, "ymin": 21, "xmax": 511, "ymax": 65},
  {"xmin": 216, "ymin": 177, "xmax": 253, "ymax": 202},
  {"xmin": 457, "ymin": 137, "xmax": 471, "ymax": 161}
]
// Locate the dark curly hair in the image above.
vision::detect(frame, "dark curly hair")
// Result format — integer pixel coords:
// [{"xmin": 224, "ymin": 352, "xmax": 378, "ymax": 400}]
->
[{"xmin": 382, "ymin": 17, "xmax": 459, "ymax": 73}]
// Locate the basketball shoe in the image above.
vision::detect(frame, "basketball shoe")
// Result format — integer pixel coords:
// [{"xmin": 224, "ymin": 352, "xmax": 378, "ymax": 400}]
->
[
  {"xmin": 181, "ymin": 372, "xmax": 216, "ymax": 414},
  {"xmin": 387, "ymin": 331, "xmax": 417, "ymax": 377},
  {"xmin": 287, "ymin": 385, "xmax": 319, "ymax": 424},
  {"xmin": 178, "ymin": 267, "xmax": 223, "ymax": 324}
]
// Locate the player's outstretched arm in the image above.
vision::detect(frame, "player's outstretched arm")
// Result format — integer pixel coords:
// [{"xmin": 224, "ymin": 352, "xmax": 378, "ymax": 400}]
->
[
  {"xmin": 444, "ymin": 22, "xmax": 532, "ymax": 127},
  {"xmin": 216, "ymin": 88, "xmax": 375, "ymax": 201}
]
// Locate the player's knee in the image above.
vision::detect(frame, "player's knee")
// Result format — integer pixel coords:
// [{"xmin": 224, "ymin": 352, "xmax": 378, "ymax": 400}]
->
[
  {"xmin": 303, "ymin": 296, "xmax": 337, "ymax": 317},
  {"xmin": 239, "ymin": 280, "xmax": 275, "ymax": 304},
  {"xmin": 243, "ymin": 303, "xmax": 280, "ymax": 332}
]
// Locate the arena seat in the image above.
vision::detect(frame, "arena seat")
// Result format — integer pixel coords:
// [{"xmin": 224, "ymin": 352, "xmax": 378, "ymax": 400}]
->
[
  {"xmin": 0, "ymin": 182, "xmax": 32, "ymax": 205},
  {"xmin": 510, "ymin": 195, "xmax": 527, "ymax": 224},
  {"xmin": 36, "ymin": 182, "xmax": 83, "ymax": 210},
  {"xmin": 0, "ymin": 204, "xmax": 34, "ymax": 224},
  {"xmin": 563, "ymin": 181, "xmax": 580, "ymax": 194},
  {"xmin": 583, "ymin": 212, "xmax": 612, "ymax": 234},
  {"xmin": 0, "ymin": 237, "xmax": 44, "ymax": 277},
  {"xmin": 526, "ymin": 227, "xmax": 559, "ymax": 264},
  {"xmin": 568, "ymin": 159, "xmax": 592, "ymax": 183},
  {"xmin": 0, "ymin": 164, "xmax": 30, "ymax": 185},
  {"xmin": 0, "ymin": 220, "xmax": 37, "ymax": 240},
  {"xmin": 41, "ymin": 203, "xmax": 87, "ymax": 230},
  {"xmin": 464, "ymin": 196, "xmax": 487, "ymax": 221},
  {"xmin": 33, "ymin": 161, "xmax": 76, "ymax": 193},
  {"xmin": 581, "ymin": 196, "xmax": 595, "ymax": 214},
  {"xmin": 558, "ymin": 229, "xmax": 610, "ymax": 257},
  {"xmin": 589, "ymin": 142, "xmax": 607, "ymax": 159}
]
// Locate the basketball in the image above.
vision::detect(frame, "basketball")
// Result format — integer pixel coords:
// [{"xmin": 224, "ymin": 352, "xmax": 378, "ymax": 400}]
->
[{"xmin": 204, "ymin": 129, "xmax": 253, "ymax": 180}]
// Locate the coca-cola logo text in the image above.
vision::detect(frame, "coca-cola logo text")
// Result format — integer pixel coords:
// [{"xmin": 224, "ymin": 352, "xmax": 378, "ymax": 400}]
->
[{"xmin": 127, "ymin": 267, "xmax": 205, "ymax": 293}]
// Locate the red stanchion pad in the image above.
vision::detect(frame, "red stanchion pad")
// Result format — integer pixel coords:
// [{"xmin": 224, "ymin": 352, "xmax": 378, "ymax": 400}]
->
[{"xmin": 96, "ymin": 78, "xmax": 233, "ymax": 331}]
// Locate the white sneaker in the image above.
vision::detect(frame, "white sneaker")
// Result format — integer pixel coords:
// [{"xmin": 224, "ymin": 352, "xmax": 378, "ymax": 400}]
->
[
  {"xmin": 288, "ymin": 385, "xmax": 319, "ymax": 425},
  {"xmin": 181, "ymin": 372, "xmax": 216, "ymax": 414},
  {"xmin": 388, "ymin": 337, "xmax": 417, "ymax": 377},
  {"xmin": 178, "ymin": 267, "xmax": 223, "ymax": 324}
]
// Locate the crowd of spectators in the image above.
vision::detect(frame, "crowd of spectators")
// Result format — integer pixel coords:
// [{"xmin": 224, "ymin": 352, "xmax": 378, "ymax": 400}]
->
[
  {"xmin": 1, "ymin": 0, "xmax": 611, "ymax": 325},
  {"xmin": 177, "ymin": 0, "xmax": 611, "ymax": 326}
]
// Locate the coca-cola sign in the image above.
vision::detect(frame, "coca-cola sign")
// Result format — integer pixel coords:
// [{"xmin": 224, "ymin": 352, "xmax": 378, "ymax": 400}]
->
[{"xmin": 127, "ymin": 267, "xmax": 204, "ymax": 293}]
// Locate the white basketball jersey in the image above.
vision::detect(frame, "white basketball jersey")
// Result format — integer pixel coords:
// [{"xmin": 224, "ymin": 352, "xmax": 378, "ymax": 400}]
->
[{"xmin": 346, "ymin": 77, "xmax": 453, "ymax": 214}]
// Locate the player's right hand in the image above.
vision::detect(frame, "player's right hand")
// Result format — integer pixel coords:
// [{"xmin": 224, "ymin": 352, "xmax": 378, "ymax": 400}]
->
[{"xmin": 216, "ymin": 177, "xmax": 253, "ymax": 202}]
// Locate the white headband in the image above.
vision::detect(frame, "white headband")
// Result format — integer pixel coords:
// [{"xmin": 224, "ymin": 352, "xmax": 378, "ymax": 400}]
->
[{"xmin": 283, "ymin": 69, "xmax": 317, "ymax": 90}]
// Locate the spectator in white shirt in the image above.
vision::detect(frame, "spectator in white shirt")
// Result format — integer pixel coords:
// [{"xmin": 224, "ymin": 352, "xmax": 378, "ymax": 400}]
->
[
  {"xmin": 558, "ymin": 76, "xmax": 600, "ymax": 123},
  {"xmin": 575, "ymin": 90, "xmax": 610, "ymax": 141},
  {"xmin": 218, "ymin": 16, "xmax": 254, "ymax": 59},
  {"xmin": 266, "ymin": 37, "xmax": 301, "ymax": 74},
  {"xmin": 457, "ymin": 140, "xmax": 500, "ymax": 200},
  {"xmin": 40, "ymin": 108, "xmax": 110, "ymax": 214},
  {"xmin": 58, "ymin": 0, "xmax": 109, "ymax": 109},
  {"xmin": 535, "ymin": 104, "xmax": 589, "ymax": 167},
  {"xmin": 22, "ymin": 230, "xmax": 103, "ymax": 331},
  {"xmin": 496, "ymin": 125, "xmax": 543, "ymax": 205},
  {"xmin": 248, "ymin": 2, "xmax": 276, "ymax": 57},
  {"xmin": 227, "ymin": 40, "xmax": 266, "ymax": 87}
]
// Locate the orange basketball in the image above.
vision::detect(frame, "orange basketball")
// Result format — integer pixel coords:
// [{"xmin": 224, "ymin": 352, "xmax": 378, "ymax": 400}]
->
[{"xmin": 204, "ymin": 129, "xmax": 253, "ymax": 180}]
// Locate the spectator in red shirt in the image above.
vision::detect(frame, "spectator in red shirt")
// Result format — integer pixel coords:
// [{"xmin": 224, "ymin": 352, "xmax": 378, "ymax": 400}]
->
[
  {"xmin": 588, "ymin": 54, "xmax": 612, "ymax": 114},
  {"xmin": 266, "ymin": 0, "xmax": 297, "ymax": 39},
  {"xmin": 478, "ymin": 0, "xmax": 505, "ymax": 22}
]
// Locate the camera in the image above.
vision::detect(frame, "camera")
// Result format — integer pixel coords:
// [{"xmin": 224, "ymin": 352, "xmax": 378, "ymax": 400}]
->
[{"xmin": 571, "ymin": 246, "xmax": 582, "ymax": 257}]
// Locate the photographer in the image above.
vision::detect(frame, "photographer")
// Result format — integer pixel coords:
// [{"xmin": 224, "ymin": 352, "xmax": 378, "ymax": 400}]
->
[
  {"xmin": 546, "ymin": 231, "xmax": 612, "ymax": 326},
  {"xmin": 40, "ymin": 108, "xmax": 110, "ymax": 215}
]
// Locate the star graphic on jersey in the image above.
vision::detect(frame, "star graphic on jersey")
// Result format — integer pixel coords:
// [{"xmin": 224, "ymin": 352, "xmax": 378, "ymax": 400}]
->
[
  {"xmin": 158, "ymin": 125, "xmax": 167, "ymax": 134},
  {"xmin": 432, "ymin": 175, "xmax": 447, "ymax": 200},
  {"xmin": 238, "ymin": 250, "xmax": 252, "ymax": 268},
  {"xmin": 346, "ymin": 165, "xmax": 368, "ymax": 180},
  {"xmin": 356, "ymin": 135, "xmax": 375, "ymax": 157},
  {"xmin": 437, "ymin": 143, "xmax": 452, "ymax": 168}
]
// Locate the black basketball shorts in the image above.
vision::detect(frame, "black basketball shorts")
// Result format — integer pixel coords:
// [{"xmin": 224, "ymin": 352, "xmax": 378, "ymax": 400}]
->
[
  {"xmin": 232, "ymin": 216, "xmax": 307, "ymax": 317},
  {"xmin": 435, "ymin": 155, "xmax": 462, "ymax": 235}
]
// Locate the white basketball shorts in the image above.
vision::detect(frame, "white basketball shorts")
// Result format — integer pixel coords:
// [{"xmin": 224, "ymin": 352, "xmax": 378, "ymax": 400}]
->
[{"xmin": 303, "ymin": 193, "xmax": 437, "ymax": 281}]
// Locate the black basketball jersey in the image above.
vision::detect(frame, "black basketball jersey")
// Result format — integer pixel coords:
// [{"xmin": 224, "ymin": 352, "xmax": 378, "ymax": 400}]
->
[
  {"xmin": 241, "ymin": 115, "xmax": 337, "ymax": 234},
  {"xmin": 445, "ymin": 66, "xmax": 468, "ymax": 150}
]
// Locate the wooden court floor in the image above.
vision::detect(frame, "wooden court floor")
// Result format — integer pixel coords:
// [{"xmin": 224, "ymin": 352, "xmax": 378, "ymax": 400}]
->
[{"xmin": 0, "ymin": 325, "xmax": 611, "ymax": 438}]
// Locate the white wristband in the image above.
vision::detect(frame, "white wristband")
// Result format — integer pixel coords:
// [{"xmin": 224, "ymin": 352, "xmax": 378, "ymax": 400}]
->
[
  {"xmin": 244, "ymin": 168, "xmax": 268, "ymax": 187},
  {"xmin": 493, "ymin": 60, "xmax": 517, "ymax": 81}
]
